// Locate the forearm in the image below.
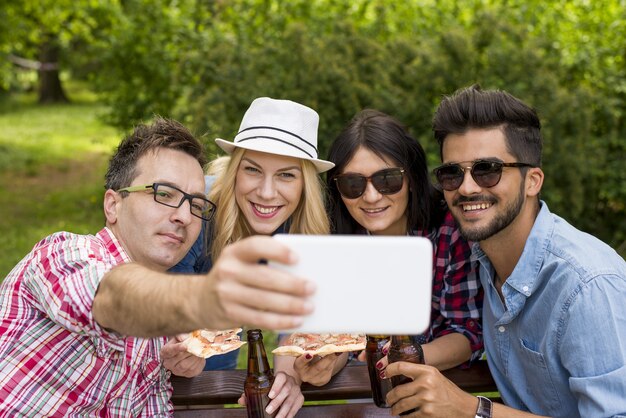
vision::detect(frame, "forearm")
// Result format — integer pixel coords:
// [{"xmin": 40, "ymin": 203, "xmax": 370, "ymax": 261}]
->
[
  {"xmin": 493, "ymin": 402, "xmax": 550, "ymax": 418},
  {"xmin": 422, "ymin": 332, "xmax": 472, "ymax": 370},
  {"xmin": 93, "ymin": 263, "xmax": 205, "ymax": 337}
]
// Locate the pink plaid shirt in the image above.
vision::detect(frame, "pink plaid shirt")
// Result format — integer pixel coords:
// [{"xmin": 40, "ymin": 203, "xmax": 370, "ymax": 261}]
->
[{"xmin": 0, "ymin": 228, "xmax": 172, "ymax": 417}]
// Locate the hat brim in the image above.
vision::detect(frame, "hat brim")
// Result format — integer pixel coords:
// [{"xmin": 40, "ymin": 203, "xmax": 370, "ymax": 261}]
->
[{"xmin": 215, "ymin": 138, "xmax": 335, "ymax": 173}]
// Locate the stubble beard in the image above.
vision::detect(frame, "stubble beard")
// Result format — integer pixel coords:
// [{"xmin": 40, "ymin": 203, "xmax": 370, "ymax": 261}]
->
[{"xmin": 455, "ymin": 181, "xmax": 525, "ymax": 242}]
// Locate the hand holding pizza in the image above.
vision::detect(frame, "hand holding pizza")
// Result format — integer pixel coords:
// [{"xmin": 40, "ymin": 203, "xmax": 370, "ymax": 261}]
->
[
  {"xmin": 200, "ymin": 236, "xmax": 316, "ymax": 331},
  {"xmin": 273, "ymin": 333, "xmax": 365, "ymax": 387},
  {"xmin": 237, "ymin": 371, "xmax": 304, "ymax": 418},
  {"xmin": 293, "ymin": 351, "xmax": 348, "ymax": 387},
  {"xmin": 160, "ymin": 334, "xmax": 205, "ymax": 378}
]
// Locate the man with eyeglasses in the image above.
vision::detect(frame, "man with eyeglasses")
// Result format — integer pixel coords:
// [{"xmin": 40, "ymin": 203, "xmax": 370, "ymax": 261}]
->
[
  {"xmin": 381, "ymin": 86, "xmax": 626, "ymax": 418},
  {"xmin": 0, "ymin": 117, "xmax": 315, "ymax": 416}
]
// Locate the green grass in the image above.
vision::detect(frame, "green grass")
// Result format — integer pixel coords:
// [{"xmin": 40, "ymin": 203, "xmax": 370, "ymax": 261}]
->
[
  {"xmin": 0, "ymin": 89, "xmax": 118, "ymax": 175},
  {"xmin": 0, "ymin": 84, "xmax": 120, "ymax": 278}
]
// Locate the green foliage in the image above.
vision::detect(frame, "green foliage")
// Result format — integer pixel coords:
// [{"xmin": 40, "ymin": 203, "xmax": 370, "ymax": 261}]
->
[
  {"xmin": 90, "ymin": 0, "xmax": 194, "ymax": 127},
  {"xmin": 0, "ymin": 0, "xmax": 120, "ymax": 93},
  {"xmin": 2, "ymin": 0, "xmax": 624, "ymax": 253}
]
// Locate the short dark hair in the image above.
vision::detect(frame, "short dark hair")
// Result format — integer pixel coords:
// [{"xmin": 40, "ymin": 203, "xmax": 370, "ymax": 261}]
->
[
  {"xmin": 105, "ymin": 117, "xmax": 207, "ymax": 190},
  {"xmin": 326, "ymin": 109, "xmax": 445, "ymax": 234},
  {"xmin": 432, "ymin": 85, "xmax": 542, "ymax": 166}
]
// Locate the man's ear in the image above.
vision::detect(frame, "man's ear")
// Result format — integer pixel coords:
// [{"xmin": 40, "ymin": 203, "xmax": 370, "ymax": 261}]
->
[
  {"xmin": 103, "ymin": 189, "xmax": 121, "ymax": 225},
  {"xmin": 526, "ymin": 167, "xmax": 544, "ymax": 197}
]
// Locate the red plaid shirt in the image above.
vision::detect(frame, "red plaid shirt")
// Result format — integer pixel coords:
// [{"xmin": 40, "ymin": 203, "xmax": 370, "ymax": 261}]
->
[
  {"xmin": 0, "ymin": 228, "xmax": 172, "ymax": 417},
  {"xmin": 413, "ymin": 210, "xmax": 483, "ymax": 360}
]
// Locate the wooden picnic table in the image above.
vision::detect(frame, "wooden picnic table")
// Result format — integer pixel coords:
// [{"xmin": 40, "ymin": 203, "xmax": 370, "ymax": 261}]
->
[{"xmin": 172, "ymin": 361, "xmax": 497, "ymax": 417}]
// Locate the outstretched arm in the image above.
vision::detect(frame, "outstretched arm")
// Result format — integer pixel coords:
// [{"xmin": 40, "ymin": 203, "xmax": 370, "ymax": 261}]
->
[{"xmin": 93, "ymin": 236, "xmax": 316, "ymax": 337}]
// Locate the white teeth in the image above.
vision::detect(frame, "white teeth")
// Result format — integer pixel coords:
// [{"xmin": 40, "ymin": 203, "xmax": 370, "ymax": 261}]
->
[
  {"xmin": 463, "ymin": 203, "xmax": 492, "ymax": 211},
  {"xmin": 254, "ymin": 204, "xmax": 278, "ymax": 214},
  {"xmin": 363, "ymin": 207, "xmax": 386, "ymax": 213}
]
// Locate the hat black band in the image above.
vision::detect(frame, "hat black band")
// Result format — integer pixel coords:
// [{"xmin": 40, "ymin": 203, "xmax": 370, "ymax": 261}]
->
[
  {"xmin": 237, "ymin": 126, "xmax": 318, "ymax": 154},
  {"xmin": 236, "ymin": 135, "xmax": 316, "ymax": 159}
]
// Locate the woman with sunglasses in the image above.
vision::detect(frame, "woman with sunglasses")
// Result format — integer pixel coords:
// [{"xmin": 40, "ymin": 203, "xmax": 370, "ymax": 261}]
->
[{"xmin": 289, "ymin": 109, "xmax": 483, "ymax": 387}]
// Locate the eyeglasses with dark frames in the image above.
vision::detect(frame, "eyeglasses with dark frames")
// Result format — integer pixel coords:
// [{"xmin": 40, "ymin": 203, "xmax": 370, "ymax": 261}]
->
[
  {"xmin": 116, "ymin": 182, "xmax": 216, "ymax": 221},
  {"xmin": 432, "ymin": 159, "xmax": 536, "ymax": 191},
  {"xmin": 333, "ymin": 167, "xmax": 405, "ymax": 199}
]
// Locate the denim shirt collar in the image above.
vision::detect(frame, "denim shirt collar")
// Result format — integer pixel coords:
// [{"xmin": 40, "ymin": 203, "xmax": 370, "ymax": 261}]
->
[
  {"xmin": 472, "ymin": 201, "xmax": 554, "ymax": 321},
  {"xmin": 272, "ymin": 220, "xmax": 289, "ymax": 235}
]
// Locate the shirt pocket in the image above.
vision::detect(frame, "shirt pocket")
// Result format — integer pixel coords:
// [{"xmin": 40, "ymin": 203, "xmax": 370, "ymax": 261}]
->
[
  {"xmin": 141, "ymin": 356, "xmax": 168, "ymax": 386},
  {"xmin": 518, "ymin": 338, "xmax": 562, "ymax": 413},
  {"xmin": 92, "ymin": 336, "xmax": 123, "ymax": 359}
]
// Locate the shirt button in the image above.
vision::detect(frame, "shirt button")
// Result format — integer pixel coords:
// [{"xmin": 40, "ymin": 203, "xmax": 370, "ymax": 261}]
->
[
  {"xmin": 522, "ymin": 285, "xmax": 529, "ymax": 292},
  {"xmin": 498, "ymin": 326, "xmax": 506, "ymax": 333}
]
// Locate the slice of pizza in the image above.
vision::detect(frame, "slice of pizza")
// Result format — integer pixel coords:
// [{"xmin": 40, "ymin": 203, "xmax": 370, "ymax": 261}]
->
[
  {"xmin": 272, "ymin": 333, "xmax": 366, "ymax": 357},
  {"xmin": 183, "ymin": 328, "xmax": 246, "ymax": 358}
]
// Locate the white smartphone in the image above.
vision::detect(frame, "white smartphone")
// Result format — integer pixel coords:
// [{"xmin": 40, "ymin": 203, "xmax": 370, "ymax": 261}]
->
[{"xmin": 270, "ymin": 234, "xmax": 433, "ymax": 335}]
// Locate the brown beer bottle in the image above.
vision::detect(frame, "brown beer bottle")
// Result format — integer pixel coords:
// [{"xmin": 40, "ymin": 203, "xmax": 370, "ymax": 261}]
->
[
  {"xmin": 365, "ymin": 335, "xmax": 394, "ymax": 408},
  {"xmin": 387, "ymin": 335, "xmax": 425, "ymax": 416},
  {"xmin": 244, "ymin": 329, "xmax": 277, "ymax": 418}
]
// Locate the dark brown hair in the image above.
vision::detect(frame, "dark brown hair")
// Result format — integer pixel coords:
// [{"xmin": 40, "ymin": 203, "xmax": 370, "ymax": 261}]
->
[
  {"xmin": 105, "ymin": 116, "xmax": 207, "ymax": 190},
  {"xmin": 433, "ymin": 84, "xmax": 542, "ymax": 167}
]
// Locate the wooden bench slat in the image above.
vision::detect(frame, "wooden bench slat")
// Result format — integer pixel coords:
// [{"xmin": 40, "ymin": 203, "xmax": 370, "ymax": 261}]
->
[
  {"xmin": 171, "ymin": 369, "xmax": 244, "ymax": 405},
  {"xmin": 174, "ymin": 403, "xmax": 393, "ymax": 417},
  {"xmin": 171, "ymin": 361, "xmax": 496, "ymax": 407}
]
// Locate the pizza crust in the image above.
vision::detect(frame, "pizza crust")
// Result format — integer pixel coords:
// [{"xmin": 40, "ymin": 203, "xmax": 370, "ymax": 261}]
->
[
  {"xmin": 183, "ymin": 328, "xmax": 246, "ymax": 359},
  {"xmin": 272, "ymin": 333, "xmax": 366, "ymax": 357}
]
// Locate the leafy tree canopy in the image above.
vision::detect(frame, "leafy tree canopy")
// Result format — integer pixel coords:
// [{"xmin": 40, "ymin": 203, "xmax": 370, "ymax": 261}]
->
[{"xmin": 2, "ymin": 0, "xmax": 624, "ymax": 252}]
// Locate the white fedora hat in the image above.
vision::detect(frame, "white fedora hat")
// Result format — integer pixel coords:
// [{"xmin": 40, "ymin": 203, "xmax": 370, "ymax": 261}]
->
[{"xmin": 215, "ymin": 97, "xmax": 334, "ymax": 173}]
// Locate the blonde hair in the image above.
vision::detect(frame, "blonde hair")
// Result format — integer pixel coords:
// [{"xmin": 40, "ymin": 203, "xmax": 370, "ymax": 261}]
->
[{"xmin": 209, "ymin": 148, "xmax": 329, "ymax": 260}]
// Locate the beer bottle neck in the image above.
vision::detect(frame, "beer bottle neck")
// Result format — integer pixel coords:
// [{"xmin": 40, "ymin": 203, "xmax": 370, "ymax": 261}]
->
[
  {"xmin": 367, "ymin": 335, "xmax": 390, "ymax": 340},
  {"xmin": 247, "ymin": 329, "xmax": 272, "ymax": 375},
  {"xmin": 390, "ymin": 335, "xmax": 413, "ymax": 345}
]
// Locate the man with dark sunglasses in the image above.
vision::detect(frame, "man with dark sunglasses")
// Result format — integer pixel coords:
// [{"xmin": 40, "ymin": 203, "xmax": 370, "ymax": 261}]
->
[
  {"xmin": 0, "ymin": 118, "xmax": 315, "ymax": 416},
  {"xmin": 382, "ymin": 85, "xmax": 626, "ymax": 418}
]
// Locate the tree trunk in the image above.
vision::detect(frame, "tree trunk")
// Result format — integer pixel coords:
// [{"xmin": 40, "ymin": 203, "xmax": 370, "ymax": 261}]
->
[{"xmin": 38, "ymin": 39, "xmax": 69, "ymax": 104}]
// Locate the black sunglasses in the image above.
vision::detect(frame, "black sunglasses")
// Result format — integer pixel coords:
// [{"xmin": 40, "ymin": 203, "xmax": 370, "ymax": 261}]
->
[
  {"xmin": 334, "ymin": 168, "xmax": 405, "ymax": 199},
  {"xmin": 433, "ymin": 159, "xmax": 536, "ymax": 191}
]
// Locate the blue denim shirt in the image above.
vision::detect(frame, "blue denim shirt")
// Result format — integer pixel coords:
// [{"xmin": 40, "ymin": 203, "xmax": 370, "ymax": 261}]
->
[
  {"xmin": 170, "ymin": 227, "xmax": 212, "ymax": 273},
  {"xmin": 170, "ymin": 175, "xmax": 216, "ymax": 274},
  {"xmin": 476, "ymin": 202, "xmax": 626, "ymax": 417}
]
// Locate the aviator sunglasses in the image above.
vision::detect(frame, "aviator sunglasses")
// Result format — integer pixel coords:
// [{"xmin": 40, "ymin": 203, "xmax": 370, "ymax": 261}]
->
[
  {"xmin": 334, "ymin": 167, "xmax": 405, "ymax": 199},
  {"xmin": 433, "ymin": 159, "xmax": 536, "ymax": 191}
]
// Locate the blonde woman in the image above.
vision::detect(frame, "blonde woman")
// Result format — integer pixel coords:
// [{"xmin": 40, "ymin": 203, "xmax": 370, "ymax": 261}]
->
[
  {"xmin": 173, "ymin": 97, "xmax": 333, "ymax": 418},
  {"xmin": 207, "ymin": 146, "xmax": 329, "ymax": 262}
]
